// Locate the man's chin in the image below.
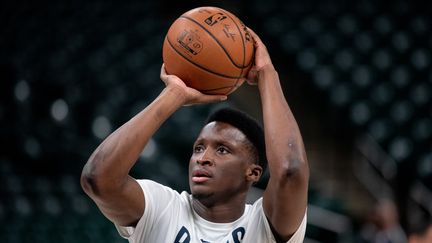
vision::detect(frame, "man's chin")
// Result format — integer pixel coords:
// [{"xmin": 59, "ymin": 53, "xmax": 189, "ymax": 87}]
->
[{"xmin": 191, "ymin": 191, "xmax": 212, "ymax": 200}]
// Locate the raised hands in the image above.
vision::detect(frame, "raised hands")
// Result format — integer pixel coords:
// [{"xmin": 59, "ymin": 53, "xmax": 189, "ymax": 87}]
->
[
  {"xmin": 245, "ymin": 28, "xmax": 275, "ymax": 85},
  {"xmin": 160, "ymin": 64, "xmax": 227, "ymax": 106}
]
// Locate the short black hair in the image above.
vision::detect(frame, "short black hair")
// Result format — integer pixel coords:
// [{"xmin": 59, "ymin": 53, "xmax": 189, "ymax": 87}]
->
[
  {"xmin": 408, "ymin": 217, "xmax": 432, "ymax": 237},
  {"xmin": 205, "ymin": 107, "xmax": 267, "ymax": 171}
]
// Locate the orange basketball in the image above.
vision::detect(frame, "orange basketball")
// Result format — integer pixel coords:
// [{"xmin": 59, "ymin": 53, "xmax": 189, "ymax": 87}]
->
[{"xmin": 162, "ymin": 6, "xmax": 255, "ymax": 95}]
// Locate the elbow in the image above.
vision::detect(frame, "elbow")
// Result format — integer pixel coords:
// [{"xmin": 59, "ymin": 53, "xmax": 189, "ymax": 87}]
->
[
  {"xmin": 80, "ymin": 152, "xmax": 112, "ymax": 197},
  {"xmin": 267, "ymin": 141, "xmax": 309, "ymax": 180},
  {"xmin": 81, "ymin": 163, "xmax": 102, "ymax": 197},
  {"xmin": 287, "ymin": 159, "xmax": 308, "ymax": 178},
  {"xmin": 275, "ymin": 155, "xmax": 309, "ymax": 182}
]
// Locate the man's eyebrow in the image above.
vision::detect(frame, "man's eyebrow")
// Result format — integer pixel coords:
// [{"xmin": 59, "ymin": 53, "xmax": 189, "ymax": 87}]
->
[
  {"xmin": 215, "ymin": 138, "xmax": 238, "ymax": 148},
  {"xmin": 194, "ymin": 137, "xmax": 238, "ymax": 147}
]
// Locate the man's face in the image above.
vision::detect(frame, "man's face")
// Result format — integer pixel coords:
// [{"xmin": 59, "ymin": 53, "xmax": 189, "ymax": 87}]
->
[{"xmin": 188, "ymin": 121, "xmax": 255, "ymax": 202}]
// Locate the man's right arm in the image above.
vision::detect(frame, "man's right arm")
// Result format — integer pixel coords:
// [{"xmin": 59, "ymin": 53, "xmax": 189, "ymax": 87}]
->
[{"xmin": 80, "ymin": 65, "xmax": 226, "ymax": 227}]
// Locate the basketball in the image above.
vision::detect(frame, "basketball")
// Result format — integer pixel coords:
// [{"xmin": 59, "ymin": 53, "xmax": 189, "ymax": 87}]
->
[{"xmin": 162, "ymin": 6, "xmax": 255, "ymax": 95}]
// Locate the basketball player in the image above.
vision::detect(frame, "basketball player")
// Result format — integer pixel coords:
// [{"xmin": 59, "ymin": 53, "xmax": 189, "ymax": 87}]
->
[{"xmin": 81, "ymin": 28, "xmax": 309, "ymax": 242}]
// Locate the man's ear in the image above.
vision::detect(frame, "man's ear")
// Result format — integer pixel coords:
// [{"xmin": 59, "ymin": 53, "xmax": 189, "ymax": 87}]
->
[{"xmin": 246, "ymin": 164, "xmax": 263, "ymax": 184}]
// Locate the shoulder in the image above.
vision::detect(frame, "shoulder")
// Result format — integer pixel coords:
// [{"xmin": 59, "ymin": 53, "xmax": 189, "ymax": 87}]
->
[
  {"xmin": 136, "ymin": 179, "xmax": 172, "ymax": 190},
  {"xmin": 136, "ymin": 179, "xmax": 190, "ymax": 205},
  {"xmin": 137, "ymin": 179, "xmax": 178, "ymax": 196},
  {"xmin": 116, "ymin": 180, "xmax": 192, "ymax": 239}
]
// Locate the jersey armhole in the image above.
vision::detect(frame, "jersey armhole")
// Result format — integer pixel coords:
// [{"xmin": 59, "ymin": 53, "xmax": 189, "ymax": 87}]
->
[
  {"xmin": 115, "ymin": 179, "xmax": 153, "ymax": 239},
  {"xmin": 259, "ymin": 200, "xmax": 307, "ymax": 243}
]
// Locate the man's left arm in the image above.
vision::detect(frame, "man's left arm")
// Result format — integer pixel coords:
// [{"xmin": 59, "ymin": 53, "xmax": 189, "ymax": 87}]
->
[
  {"xmin": 250, "ymin": 30, "xmax": 309, "ymax": 241},
  {"xmin": 260, "ymin": 67, "xmax": 309, "ymax": 241}
]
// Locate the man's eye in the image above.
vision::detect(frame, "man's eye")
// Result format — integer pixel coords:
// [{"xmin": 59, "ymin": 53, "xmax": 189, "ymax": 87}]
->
[
  {"xmin": 194, "ymin": 145, "xmax": 204, "ymax": 153},
  {"xmin": 217, "ymin": 147, "xmax": 229, "ymax": 154}
]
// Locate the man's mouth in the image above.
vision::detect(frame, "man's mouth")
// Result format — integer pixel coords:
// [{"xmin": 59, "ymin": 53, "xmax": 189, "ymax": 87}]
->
[{"xmin": 192, "ymin": 169, "xmax": 212, "ymax": 183}]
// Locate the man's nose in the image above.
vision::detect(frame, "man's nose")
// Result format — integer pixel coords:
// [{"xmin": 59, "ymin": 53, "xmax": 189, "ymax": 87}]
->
[{"xmin": 196, "ymin": 149, "xmax": 214, "ymax": 166}]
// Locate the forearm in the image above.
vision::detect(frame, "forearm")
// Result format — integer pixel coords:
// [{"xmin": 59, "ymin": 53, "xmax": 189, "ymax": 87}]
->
[
  {"xmin": 82, "ymin": 86, "xmax": 185, "ymax": 193},
  {"xmin": 258, "ymin": 66, "xmax": 308, "ymax": 176}
]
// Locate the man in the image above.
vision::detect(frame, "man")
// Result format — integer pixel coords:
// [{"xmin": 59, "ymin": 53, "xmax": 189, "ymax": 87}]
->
[{"xmin": 81, "ymin": 28, "xmax": 309, "ymax": 242}]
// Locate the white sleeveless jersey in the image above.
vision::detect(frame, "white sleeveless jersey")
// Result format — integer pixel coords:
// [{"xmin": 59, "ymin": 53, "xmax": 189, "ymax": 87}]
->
[{"xmin": 116, "ymin": 180, "xmax": 306, "ymax": 243}]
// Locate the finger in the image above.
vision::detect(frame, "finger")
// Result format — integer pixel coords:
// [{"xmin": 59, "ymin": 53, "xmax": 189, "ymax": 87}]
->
[
  {"xmin": 247, "ymin": 27, "xmax": 268, "ymax": 51},
  {"xmin": 246, "ymin": 27, "xmax": 262, "ymax": 46},
  {"xmin": 199, "ymin": 94, "xmax": 228, "ymax": 103},
  {"xmin": 246, "ymin": 27, "xmax": 259, "ymax": 41},
  {"xmin": 160, "ymin": 64, "xmax": 167, "ymax": 79},
  {"xmin": 184, "ymin": 95, "xmax": 227, "ymax": 106},
  {"xmin": 246, "ymin": 74, "xmax": 258, "ymax": 85},
  {"xmin": 246, "ymin": 66, "xmax": 257, "ymax": 80},
  {"xmin": 246, "ymin": 79, "xmax": 258, "ymax": 86}
]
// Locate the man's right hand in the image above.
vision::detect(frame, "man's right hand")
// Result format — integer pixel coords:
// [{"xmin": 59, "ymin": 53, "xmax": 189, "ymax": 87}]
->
[
  {"xmin": 160, "ymin": 64, "xmax": 227, "ymax": 106},
  {"xmin": 245, "ymin": 28, "xmax": 276, "ymax": 86}
]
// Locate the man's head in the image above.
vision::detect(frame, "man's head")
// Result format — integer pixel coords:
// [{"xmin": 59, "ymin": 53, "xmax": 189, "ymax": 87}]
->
[
  {"xmin": 408, "ymin": 220, "xmax": 432, "ymax": 243},
  {"xmin": 188, "ymin": 107, "xmax": 266, "ymax": 202},
  {"xmin": 206, "ymin": 107, "xmax": 267, "ymax": 171}
]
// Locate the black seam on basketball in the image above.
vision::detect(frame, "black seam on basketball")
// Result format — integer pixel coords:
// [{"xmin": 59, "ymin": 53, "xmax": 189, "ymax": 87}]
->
[
  {"xmin": 167, "ymin": 36, "xmax": 242, "ymax": 79},
  {"xmin": 179, "ymin": 15, "xmax": 249, "ymax": 69},
  {"xmin": 200, "ymin": 85, "xmax": 235, "ymax": 92},
  {"xmin": 220, "ymin": 9, "xmax": 246, "ymax": 67},
  {"xmin": 217, "ymin": 9, "xmax": 247, "ymax": 94},
  {"xmin": 218, "ymin": 9, "xmax": 254, "ymax": 69}
]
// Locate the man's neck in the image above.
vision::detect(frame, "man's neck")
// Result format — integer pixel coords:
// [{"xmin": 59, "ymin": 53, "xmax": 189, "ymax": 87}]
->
[{"xmin": 191, "ymin": 195, "xmax": 247, "ymax": 223}]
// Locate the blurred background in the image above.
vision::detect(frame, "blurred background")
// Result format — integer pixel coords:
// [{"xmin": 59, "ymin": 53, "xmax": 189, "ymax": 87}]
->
[{"xmin": 1, "ymin": 0, "xmax": 431, "ymax": 242}]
